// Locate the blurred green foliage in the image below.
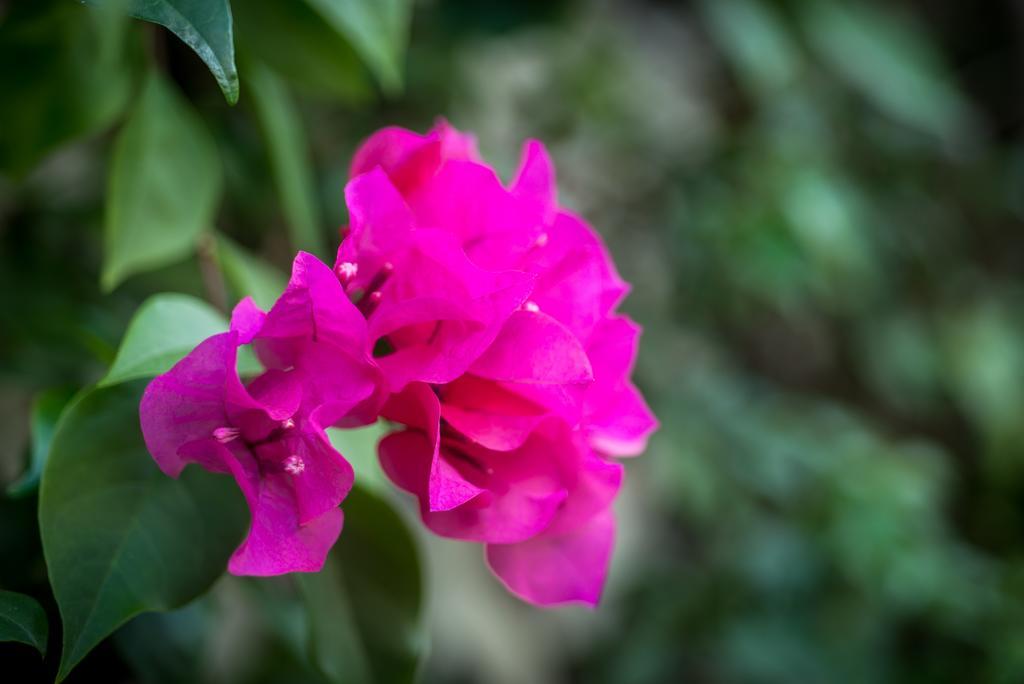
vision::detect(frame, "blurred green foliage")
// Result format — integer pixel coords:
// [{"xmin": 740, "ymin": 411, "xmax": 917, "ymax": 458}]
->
[{"xmin": 2, "ymin": 0, "xmax": 1024, "ymax": 682}]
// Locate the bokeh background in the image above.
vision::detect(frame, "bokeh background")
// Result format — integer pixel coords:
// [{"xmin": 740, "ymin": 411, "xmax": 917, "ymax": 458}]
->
[{"xmin": 3, "ymin": 0, "xmax": 1024, "ymax": 682}]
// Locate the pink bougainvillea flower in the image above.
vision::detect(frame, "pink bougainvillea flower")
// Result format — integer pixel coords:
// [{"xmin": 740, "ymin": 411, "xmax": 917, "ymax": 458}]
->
[
  {"xmin": 339, "ymin": 121, "xmax": 657, "ymax": 606},
  {"xmin": 378, "ymin": 389, "xmax": 623, "ymax": 604},
  {"xmin": 140, "ymin": 253, "xmax": 378, "ymax": 576}
]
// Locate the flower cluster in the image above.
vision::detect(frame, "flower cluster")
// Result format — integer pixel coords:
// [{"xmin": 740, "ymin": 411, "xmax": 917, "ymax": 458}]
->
[{"xmin": 140, "ymin": 121, "xmax": 656, "ymax": 606}]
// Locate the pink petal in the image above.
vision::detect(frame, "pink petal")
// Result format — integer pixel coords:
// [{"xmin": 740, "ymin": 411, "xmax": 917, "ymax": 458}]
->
[
  {"xmin": 583, "ymin": 316, "xmax": 658, "ymax": 457},
  {"xmin": 422, "ymin": 433, "xmax": 567, "ymax": 544},
  {"xmin": 370, "ymin": 230, "xmax": 534, "ymax": 390},
  {"xmin": 470, "ymin": 309, "xmax": 593, "ymax": 385},
  {"xmin": 486, "ymin": 508, "xmax": 615, "ymax": 607},
  {"xmin": 284, "ymin": 427, "xmax": 354, "ymax": 524},
  {"xmin": 408, "ymin": 160, "xmax": 546, "ymax": 269},
  {"xmin": 586, "ymin": 382, "xmax": 658, "ymax": 457},
  {"xmin": 339, "ymin": 169, "xmax": 416, "ymax": 292},
  {"xmin": 439, "ymin": 376, "xmax": 548, "ymax": 451},
  {"xmin": 382, "ymin": 383, "xmax": 481, "ymax": 511},
  {"xmin": 509, "ymin": 139, "xmax": 556, "ymax": 221},
  {"xmin": 523, "ymin": 211, "xmax": 629, "ymax": 341},
  {"xmin": 230, "ymin": 297, "xmax": 266, "ymax": 344},
  {"xmin": 139, "ymin": 333, "xmax": 237, "ymax": 478}
]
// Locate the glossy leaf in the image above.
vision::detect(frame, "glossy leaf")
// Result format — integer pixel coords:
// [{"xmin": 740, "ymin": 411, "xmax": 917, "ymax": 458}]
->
[
  {"xmin": 102, "ymin": 72, "xmax": 223, "ymax": 291},
  {"xmin": 296, "ymin": 486, "xmax": 426, "ymax": 684},
  {"xmin": 246, "ymin": 64, "xmax": 326, "ymax": 256},
  {"xmin": 100, "ymin": 293, "xmax": 230, "ymax": 386},
  {"xmin": 89, "ymin": 0, "xmax": 239, "ymax": 104},
  {"xmin": 215, "ymin": 235, "xmax": 288, "ymax": 310},
  {"xmin": 0, "ymin": 590, "xmax": 48, "ymax": 657},
  {"xmin": 39, "ymin": 381, "xmax": 247, "ymax": 681},
  {"xmin": 6, "ymin": 387, "xmax": 76, "ymax": 498},
  {"xmin": 304, "ymin": 0, "xmax": 412, "ymax": 93}
]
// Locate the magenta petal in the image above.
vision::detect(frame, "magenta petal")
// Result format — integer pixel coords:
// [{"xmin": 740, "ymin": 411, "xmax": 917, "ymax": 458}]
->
[
  {"xmin": 230, "ymin": 297, "xmax": 266, "ymax": 344},
  {"xmin": 408, "ymin": 160, "xmax": 546, "ymax": 268},
  {"xmin": 340, "ymin": 169, "xmax": 416, "ymax": 292},
  {"xmin": 524, "ymin": 211, "xmax": 630, "ymax": 341},
  {"xmin": 370, "ymin": 231, "xmax": 534, "ymax": 389},
  {"xmin": 586, "ymin": 382, "xmax": 658, "ymax": 457},
  {"xmin": 185, "ymin": 440, "xmax": 343, "ymax": 576},
  {"xmin": 379, "ymin": 429, "xmax": 432, "ymax": 496},
  {"xmin": 348, "ymin": 121, "xmax": 479, "ymax": 197},
  {"xmin": 510, "ymin": 140, "xmax": 556, "ymax": 219},
  {"xmin": 423, "ymin": 434, "xmax": 567, "ymax": 544},
  {"xmin": 284, "ymin": 427, "xmax": 354, "ymax": 524},
  {"xmin": 381, "ymin": 383, "xmax": 481, "ymax": 512},
  {"xmin": 470, "ymin": 310, "xmax": 593, "ymax": 385},
  {"xmin": 260, "ymin": 251, "xmax": 369, "ymax": 356},
  {"xmin": 584, "ymin": 316, "xmax": 658, "ymax": 457},
  {"xmin": 139, "ymin": 332, "xmax": 237, "ymax": 478},
  {"xmin": 485, "ymin": 508, "xmax": 615, "ymax": 607}
]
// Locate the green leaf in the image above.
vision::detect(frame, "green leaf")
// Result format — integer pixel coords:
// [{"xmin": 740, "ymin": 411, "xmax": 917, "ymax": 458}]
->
[
  {"xmin": 327, "ymin": 422, "xmax": 389, "ymax": 495},
  {"xmin": 39, "ymin": 381, "xmax": 248, "ymax": 681},
  {"xmin": 304, "ymin": 0, "xmax": 412, "ymax": 93},
  {"xmin": 103, "ymin": 72, "xmax": 223, "ymax": 291},
  {"xmin": 215, "ymin": 235, "xmax": 288, "ymax": 310},
  {"xmin": 0, "ymin": 1, "xmax": 134, "ymax": 176},
  {"xmin": 246, "ymin": 63, "xmax": 326, "ymax": 256},
  {"xmin": 233, "ymin": 0, "xmax": 370, "ymax": 102},
  {"xmin": 88, "ymin": 0, "xmax": 239, "ymax": 104},
  {"xmin": 296, "ymin": 486, "xmax": 426, "ymax": 684},
  {"xmin": 7, "ymin": 387, "xmax": 77, "ymax": 498},
  {"xmin": 101, "ymin": 293, "xmax": 230, "ymax": 386},
  {"xmin": 0, "ymin": 590, "xmax": 48, "ymax": 657}
]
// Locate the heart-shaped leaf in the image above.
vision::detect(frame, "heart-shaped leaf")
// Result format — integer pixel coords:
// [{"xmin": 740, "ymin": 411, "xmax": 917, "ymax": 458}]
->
[
  {"xmin": 0, "ymin": 590, "xmax": 48, "ymax": 657},
  {"xmin": 101, "ymin": 294, "xmax": 228, "ymax": 386},
  {"xmin": 102, "ymin": 71, "xmax": 223, "ymax": 291},
  {"xmin": 39, "ymin": 381, "xmax": 247, "ymax": 681}
]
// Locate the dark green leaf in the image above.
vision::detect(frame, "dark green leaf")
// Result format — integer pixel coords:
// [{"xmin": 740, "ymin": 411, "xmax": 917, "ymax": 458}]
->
[
  {"xmin": 296, "ymin": 486, "xmax": 426, "ymax": 684},
  {"xmin": 103, "ymin": 72, "xmax": 223, "ymax": 291},
  {"xmin": 0, "ymin": 1, "xmax": 134, "ymax": 176},
  {"xmin": 246, "ymin": 63, "xmax": 326, "ymax": 256},
  {"xmin": 304, "ymin": 0, "xmax": 413, "ymax": 93},
  {"xmin": 89, "ymin": 0, "xmax": 239, "ymax": 104},
  {"xmin": 0, "ymin": 590, "xmax": 48, "ymax": 657},
  {"xmin": 101, "ymin": 293, "xmax": 230, "ymax": 386},
  {"xmin": 234, "ymin": 0, "xmax": 370, "ymax": 102},
  {"xmin": 39, "ymin": 381, "xmax": 247, "ymax": 681},
  {"xmin": 7, "ymin": 387, "xmax": 77, "ymax": 498},
  {"xmin": 215, "ymin": 235, "xmax": 289, "ymax": 310}
]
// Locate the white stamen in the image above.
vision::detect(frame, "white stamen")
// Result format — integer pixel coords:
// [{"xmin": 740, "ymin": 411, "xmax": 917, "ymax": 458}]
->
[
  {"xmin": 523, "ymin": 301, "xmax": 540, "ymax": 313},
  {"xmin": 382, "ymin": 261, "xmax": 395, "ymax": 273},
  {"xmin": 335, "ymin": 261, "xmax": 358, "ymax": 283},
  {"xmin": 535, "ymin": 232, "xmax": 549, "ymax": 248},
  {"xmin": 368, "ymin": 290, "xmax": 383, "ymax": 304},
  {"xmin": 281, "ymin": 418, "xmax": 296, "ymax": 430},
  {"xmin": 213, "ymin": 426, "xmax": 240, "ymax": 444},
  {"xmin": 284, "ymin": 455, "xmax": 305, "ymax": 475}
]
